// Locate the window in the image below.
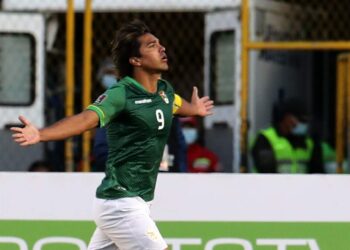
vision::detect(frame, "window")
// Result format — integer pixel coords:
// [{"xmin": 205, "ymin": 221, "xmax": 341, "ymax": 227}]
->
[
  {"xmin": 210, "ymin": 31, "xmax": 235, "ymax": 105},
  {"xmin": 0, "ymin": 33, "xmax": 35, "ymax": 105}
]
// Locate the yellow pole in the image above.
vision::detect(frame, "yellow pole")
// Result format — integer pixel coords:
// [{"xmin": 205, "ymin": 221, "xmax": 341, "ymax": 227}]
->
[
  {"xmin": 240, "ymin": 0, "xmax": 250, "ymax": 172},
  {"xmin": 82, "ymin": 0, "xmax": 93, "ymax": 172},
  {"xmin": 248, "ymin": 41, "xmax": 350, "ymax": 50},
  {"xmin": 336, "ymin": 56, "xmax": 346, "ymax": 173},
  {"xmin": 65, "ymin": 0, "xmax": 75, "ymax": 172},
  {"xmin": 346, "ymin": 54, "xmax": 350, "ymax": 173}
]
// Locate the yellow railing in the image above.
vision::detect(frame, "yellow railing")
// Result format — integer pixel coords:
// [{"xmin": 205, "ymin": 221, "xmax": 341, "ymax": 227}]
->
[
  {"xmin": 64, "ymin": 0, "xmax": 93, "ymax": 172},
  {"xmin": 82, "ymin": 0, "xmax": 93, "ymax": 172},
  {"xmin": 335, "ymin": 54, "xmax": 350, "ymax": 173},
  {"xmin": 65, "ymin": 0, "xmax": 75, "ymax": 172}
]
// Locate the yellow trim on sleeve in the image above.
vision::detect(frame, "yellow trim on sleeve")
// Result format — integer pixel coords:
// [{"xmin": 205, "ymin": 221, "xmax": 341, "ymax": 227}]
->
[
  {"xmin": 173, "ymin": 94, "xmax": 182, "ymax": 114},
  {"xmin": 87, "ymin": 105, "xmax": 106, "ymax": 127}
]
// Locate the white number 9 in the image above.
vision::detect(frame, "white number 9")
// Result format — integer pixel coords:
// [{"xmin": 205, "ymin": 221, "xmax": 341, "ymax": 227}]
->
[{"xmin": 156, "ymin": 109, "xmax": 164, "ymax": 130}]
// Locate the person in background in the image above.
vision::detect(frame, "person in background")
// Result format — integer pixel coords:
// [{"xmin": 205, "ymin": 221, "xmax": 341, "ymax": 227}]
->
[
  {"xmin": 160, "ymin": 116, "xmax": 188, "ymax": 172},
  {"xmin": 28, "ymin": 160, "xmax": 52, "ymax": 172},
  {"xmin": 97, "ymin": 57, "xmax": 118, "ymax": 90},
  {"xmin": 180, "ymin": 116, "xmax": 220, "ymax": 173},
  {"xmin": 251, "ymin": 98, "xmax": 324, "ymax": 173},
  {"xmin": 92, "ymin": 127, "xmax": 108, "ymax": 172},
  {"xmin": 92, "ymin": 58, "xmax": 118, "ymax": 171}
]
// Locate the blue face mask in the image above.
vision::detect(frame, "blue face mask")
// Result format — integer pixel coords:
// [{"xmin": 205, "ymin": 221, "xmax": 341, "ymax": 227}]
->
[
  {"xmin": 183, "ymin": 128, "xmax": 198, "ymax": 145},
  {"xmin": 101, "ymin": 74, "xmax": 117, "ymax": 89},
  {"xmin": 291, "ymin": 122, "xmax": 308, "ymax": 136}
]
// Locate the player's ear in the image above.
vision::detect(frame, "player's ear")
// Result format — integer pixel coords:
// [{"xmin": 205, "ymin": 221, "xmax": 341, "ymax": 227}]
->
[{"xmin": 129, "ymin": 57, "xmax": 141, "ymax": 66}]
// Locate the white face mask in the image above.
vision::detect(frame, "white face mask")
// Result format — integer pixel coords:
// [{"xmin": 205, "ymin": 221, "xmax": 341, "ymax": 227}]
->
[
  {"xmin": 183, "ymin": 128, "xmax": 198, "ymax": 145},
  {"xmin": 101, "ymin": 74, "xmax": 117, "ymax": 89},
  {"xmin": 291, "ymin": 122, "xmax": 308, "ymax": 136}
]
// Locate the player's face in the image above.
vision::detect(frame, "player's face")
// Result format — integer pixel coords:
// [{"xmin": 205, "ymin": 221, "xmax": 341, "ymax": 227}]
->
[{"xmin": 136, "ymin": 33, "xmax": 168, "ymax": 73}]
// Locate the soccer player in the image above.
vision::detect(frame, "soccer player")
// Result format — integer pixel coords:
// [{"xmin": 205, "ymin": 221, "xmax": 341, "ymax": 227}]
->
[{"xmin": 11, "ymin": 20, "xmax": 213, "ymax": 250}]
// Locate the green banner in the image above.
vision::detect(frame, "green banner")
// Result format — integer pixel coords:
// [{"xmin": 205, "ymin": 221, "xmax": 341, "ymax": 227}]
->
[{"xmin": 0, "ymin": 221, "xmax": 349, "ymax": 250}]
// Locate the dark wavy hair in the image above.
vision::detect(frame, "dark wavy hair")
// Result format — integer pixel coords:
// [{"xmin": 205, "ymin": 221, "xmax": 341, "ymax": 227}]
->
[{"xmin": 111, "ymin": 20, "xmax": 151, "ymax": 78}]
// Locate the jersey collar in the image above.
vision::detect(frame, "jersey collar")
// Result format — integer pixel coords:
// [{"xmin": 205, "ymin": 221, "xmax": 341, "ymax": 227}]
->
[{"xmin": 124, "ymin": 76, "xmax": 162, "ymax": 94}]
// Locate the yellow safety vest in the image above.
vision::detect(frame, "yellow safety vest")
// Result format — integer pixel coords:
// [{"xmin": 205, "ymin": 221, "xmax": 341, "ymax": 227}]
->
[{"xmin": 261, "ymin": 127, "xmax": 314, "ymax": 173}]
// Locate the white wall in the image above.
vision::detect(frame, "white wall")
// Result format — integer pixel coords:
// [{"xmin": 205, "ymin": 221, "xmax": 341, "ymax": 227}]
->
[{"xmin": 0, "ymin": 173, "xmax": 350, "ymax": 222}]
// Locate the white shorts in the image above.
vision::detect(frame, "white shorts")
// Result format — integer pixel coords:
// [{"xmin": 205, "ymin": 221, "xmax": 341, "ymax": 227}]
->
[{"xmin": 87, "ymin": 197, "xmax": 167, "ymax": 250}]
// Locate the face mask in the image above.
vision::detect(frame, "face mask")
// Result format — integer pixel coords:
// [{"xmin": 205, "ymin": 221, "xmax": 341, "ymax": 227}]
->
[
  {"xmin": 183, "ymin": 128, "xmax": 198, "ymax": 145},
  {"xmin": 291, "ymin": 122, "xmax": 308, "ymax": 136},
  {"xmin": 101, "ymin": 74, "xmax": 117, "ymax": 89}
]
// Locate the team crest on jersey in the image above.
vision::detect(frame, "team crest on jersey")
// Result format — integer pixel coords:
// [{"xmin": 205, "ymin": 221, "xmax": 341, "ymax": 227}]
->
[
  {"xmin": 94, "ymin": 94, "xmax": 107, "ymax": 104},
  {"xmin": 159, "ymin": 90, "xmax": 169, "ymax": 104}
]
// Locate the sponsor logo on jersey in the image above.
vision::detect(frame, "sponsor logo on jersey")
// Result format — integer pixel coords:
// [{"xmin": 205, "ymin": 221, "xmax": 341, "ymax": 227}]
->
[
  {"xmin": 135, "ymin": 99, "xmax": 152, "ymax": 104},
  {"xmin": 94, "ymin": 94, "xmax": 107, "ymax": 104},
  {"xmin": 159, "ymin": 90, "xmax": 169, "ymax": 104}
]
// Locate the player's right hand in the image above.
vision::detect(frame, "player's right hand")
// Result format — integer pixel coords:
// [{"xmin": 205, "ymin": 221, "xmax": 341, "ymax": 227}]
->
[{"xmin": 10, "ymin": 115, "xmax": 40, "ymax": 146}]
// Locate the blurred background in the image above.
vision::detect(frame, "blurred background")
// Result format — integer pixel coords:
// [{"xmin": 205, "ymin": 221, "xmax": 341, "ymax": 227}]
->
[{"xmin": 1, "ymin": 0, "xmax": 350, "ymax": 174}]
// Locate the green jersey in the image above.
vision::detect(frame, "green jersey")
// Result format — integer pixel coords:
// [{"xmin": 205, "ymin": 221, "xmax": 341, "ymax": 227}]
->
[{"xmin": 87, "ymin": 76, "xmax": 177, "ymax": 201}]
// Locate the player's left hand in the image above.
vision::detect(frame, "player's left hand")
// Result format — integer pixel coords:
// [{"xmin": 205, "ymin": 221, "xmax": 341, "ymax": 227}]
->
[{"xmin": 191, "ymin": 86, "xmax": 214, "ymax": 116}]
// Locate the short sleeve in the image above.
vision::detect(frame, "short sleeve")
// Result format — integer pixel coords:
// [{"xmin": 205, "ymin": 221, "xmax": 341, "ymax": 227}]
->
[
  {"xmin": 173, "ymin": 94, "xmax": 182, "ymax": 114},
  {"xmin": 87, "ymin": 85, "xmax": 126, "ymax": 127}
]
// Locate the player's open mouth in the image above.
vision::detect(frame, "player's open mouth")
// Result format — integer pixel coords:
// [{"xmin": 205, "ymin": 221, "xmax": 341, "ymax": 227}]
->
[{"xmin": 161, "ymin": 53, "xmax": 168, "ymax": 62}]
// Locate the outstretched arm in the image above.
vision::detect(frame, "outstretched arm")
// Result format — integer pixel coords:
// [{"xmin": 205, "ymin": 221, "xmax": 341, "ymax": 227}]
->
[
  {"xmin": 175, "ymin": 87, "xmax": 214, "ymax": 117},
  {"xmin": 11, "ymin": 110, "xmax": 99, "ymax": 146}
]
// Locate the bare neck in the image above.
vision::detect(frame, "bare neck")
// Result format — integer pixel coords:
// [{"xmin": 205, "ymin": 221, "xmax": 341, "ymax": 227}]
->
[{"xmin": 133, "ymin": 70, "xmax": 161, "ymax": 93}]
